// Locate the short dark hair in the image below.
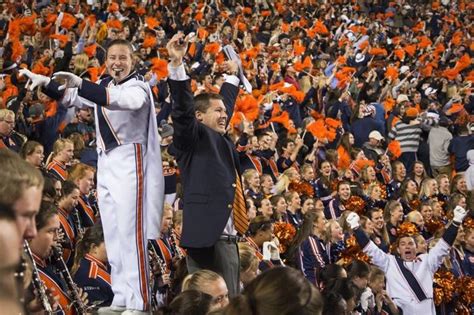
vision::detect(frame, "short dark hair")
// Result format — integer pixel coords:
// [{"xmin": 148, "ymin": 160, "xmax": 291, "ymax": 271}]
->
[
  {"xmin": 36, "ymin": 201, "xmax": 58, "ymax": 230},
  {"xmin": 347, "ymin": 260, "xmax": 371, "ymax": 279},
  {"xmin": 247, "ymin": 216, "xmax": 272, "ymax": 236},
  {"xmin": 61, "ymin": 181, "xmax": 79, "ymax": 198},
  {"xmin": 106, "ymin": 39, "xmax": 134, "ymax": 56},
  {"xmin": 193, "ymin": 93, "xmax": 224, "ymax": 113}
]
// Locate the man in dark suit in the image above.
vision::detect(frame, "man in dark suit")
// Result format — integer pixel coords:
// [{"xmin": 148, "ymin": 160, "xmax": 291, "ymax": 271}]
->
[{"xmin": 166, "ymin": 34, "xmax": 247, "ymax": 296}]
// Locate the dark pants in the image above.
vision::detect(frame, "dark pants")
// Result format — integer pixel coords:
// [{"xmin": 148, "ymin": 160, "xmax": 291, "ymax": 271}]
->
[
  {"xmin": 186, "ymin": 240, "xmax": 240, "ymax": 297},
  {"xmin": 400, "ymin": 152, "xmax": 417, "ymax": 174}
]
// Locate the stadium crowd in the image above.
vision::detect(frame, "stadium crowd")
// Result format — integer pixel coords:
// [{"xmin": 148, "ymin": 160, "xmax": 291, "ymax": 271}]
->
[{"xmin": 0, "ymin": 0, "xmax": 473, "ymax": 314}]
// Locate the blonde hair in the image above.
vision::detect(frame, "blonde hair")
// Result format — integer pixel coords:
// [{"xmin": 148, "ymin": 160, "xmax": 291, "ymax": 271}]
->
[
  {"xmin": 238, "ymin": 242, "xmax": 258, "ymax": 273},
  {"xmin": 242, "ymin": 169, "xmax": 259, "ymax": 187},
  {"xmin": 0, "ymin": 109, "xmax": 14, "ymax": 121},
  {"xmin": 173, "ymin": 209, "xmax": 183, "ymax": 227},
  {"xmin": 383, "ymin": 200, "xmax": 402, "ymax": 223},
  {"xmin": 407, "ymin": 210, "xmax": 422, "ymax": 224},
  {"xmin": 46, "ymin": 138, "xmax": 73, "ymax": 165},
  {"xmin": 419, "ymin": 178, "xmax": 437, "ymax": 199},
  {"xmin": 181, "ymin": 270, "xmax": 223, "ymax": 292},
  {"xmin": 323, "ymin": 219, "xmax": 340, "ymax": 243},
  {"xmin": 274, "ymin": 167, "xmax": 298, "ymax": 195},
  {"xmin": 0, "ymin": 149, "xmax": 44, "ymax": 207},
  {"xmin": 73, "ymin": 53, "xmax": 90, "ymax": 75}
]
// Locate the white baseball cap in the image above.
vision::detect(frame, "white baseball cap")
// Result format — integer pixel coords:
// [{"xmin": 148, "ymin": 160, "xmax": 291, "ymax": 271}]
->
[{"xmin": 368, "ymin": 130, "xmax": 384, "ymax": 141}]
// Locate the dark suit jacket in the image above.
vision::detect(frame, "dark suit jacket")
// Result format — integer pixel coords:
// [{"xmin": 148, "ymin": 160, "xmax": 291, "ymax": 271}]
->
[{"xmin": 168, "ymin": 79, "xmax": 239, "ymax": 248}]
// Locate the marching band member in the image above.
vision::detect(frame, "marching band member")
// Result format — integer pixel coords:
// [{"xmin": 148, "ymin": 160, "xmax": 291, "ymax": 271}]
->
[
  {"xmin": 20, "ymin": 37, "xmax": 165, "ymax": 314},
  {"xmin": 69, "ymin": 163, "xmax": 98, "ymax": 228},
  {"xmin": 45, "ymin": 139, "xmax": 74, "ymax": 182},
  {"xmin": 347, "ymin": 206, "xmax": 469, "ymax": 314},
  {"xmin": 57, "ymin": 181, "xmax": 80, "ymax": 269},
  {"xmin": 29, "ymin": 201, "xmax": 87, "ymax": 315},
  {"xmin": 73, "ymin": 224, "xmax": 113, "ymax": 308}
]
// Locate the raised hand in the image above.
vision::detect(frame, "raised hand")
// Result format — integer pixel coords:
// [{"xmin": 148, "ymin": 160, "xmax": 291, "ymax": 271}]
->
[
  {"xmin": 18, "ymin": 69, "xmax": 51, "ymax": 90},
  {"xmin": 453, "ymin": 206, "xmax": 468, "ymax": 224},
  {"xmin": 166, "ymin": 32, "xmax": 189, "ymax": 67},
  {"xmin": 52, "ymin": 72, "xmax": 83, "ymax": 90},
  {"xmin": 346, "ymin": 212, "xmax": 360, "ymax": 230}
]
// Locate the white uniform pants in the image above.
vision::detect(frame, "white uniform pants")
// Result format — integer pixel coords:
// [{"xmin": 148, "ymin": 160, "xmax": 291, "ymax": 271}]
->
[{"xmin": 97, "ymin": 143, "xmax": 150, "ymax": 311}]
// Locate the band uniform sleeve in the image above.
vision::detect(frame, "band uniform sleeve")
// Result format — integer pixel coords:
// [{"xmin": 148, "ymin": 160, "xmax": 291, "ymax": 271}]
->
[
  {"xmin": 43, "ymin": 80, "xmax": 65, "ymax": 100},
  {"xmin": 78, "ymin": 79, "xmax": 149, "ymax": 110},
  {"xmin": 427, "ymin": 223, "xmax": 458, "ymax": 273},
  {"xmin": 355, "ymin": 228, "xmax": 390, "ymax": 272}
]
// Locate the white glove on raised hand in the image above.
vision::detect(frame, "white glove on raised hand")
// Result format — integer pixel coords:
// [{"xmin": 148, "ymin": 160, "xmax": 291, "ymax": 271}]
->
[
  {"xmin": 52, "ymin": 71, "xmax": 83, "ymax": 90},
  {"xmin": 453, "ymin": 206, "xmax": 468, "ymax": 224},
  {"xmin": 18, "ymin": 69, "xmax": 51, "ymax": 90},
  {"xmin": 346, "ymin": 212, "xmax": 360, "ymax": 229}
]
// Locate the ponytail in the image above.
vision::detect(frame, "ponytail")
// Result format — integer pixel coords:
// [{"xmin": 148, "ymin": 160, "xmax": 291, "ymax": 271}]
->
[{"xmin": 72, "ymin": 224, "xmax": 104, "ymax": 275}]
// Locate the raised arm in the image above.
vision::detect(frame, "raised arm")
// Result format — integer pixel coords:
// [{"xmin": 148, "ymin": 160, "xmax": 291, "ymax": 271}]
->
[
  {"xmin": 427, "ymin": 206, "xmax": 468, "ymax": 272},
  {"xmin": 347, "ymin": 212, "xmax": 390, "ymax": 272},
  {"xmin": 167, "ymin": 33, "xmax": 199, "ymax": 151}
]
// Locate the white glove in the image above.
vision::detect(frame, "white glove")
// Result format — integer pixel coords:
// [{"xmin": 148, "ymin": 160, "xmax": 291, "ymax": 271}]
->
[
  {"xmin": 263, "ymin": 241, "xmax": 280, "ymax": 261},
  {"xmin": 453, "ymin": 206, "xmax": 468, "ymax": 224},
  {"xmin": 18, "ymin": 69, "xmax": 51, "ymax": 90},
  {"xmin": 52, "ymin": 71, "xmax": 83, "ymax": 91},
  {"xmin": 346, "ymin": 212, "xmax": 360, "ymax": 229},
  {"xmin": 360, "ymin": 288, "xmax": 375, "ymax": 311}
]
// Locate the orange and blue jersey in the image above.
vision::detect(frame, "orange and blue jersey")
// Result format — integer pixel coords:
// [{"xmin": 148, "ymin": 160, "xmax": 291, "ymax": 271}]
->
[
  {"xmin": 58, "ymin": 208, "xmax": 77, "ymax": 269},
  {"xmin": 46, "ymin": 159, "xmax": 68, "ymax": 182},
  {"xmin": 32, "ymin": 253, "xmax": 75, "ymax": 315},
  {"xmin": 76, "ymin": 194, "xmax": 98, "ymax": 228},
  {"xmin": 73, "ymin": 254, "xmax": 113, "ymax": 307}
]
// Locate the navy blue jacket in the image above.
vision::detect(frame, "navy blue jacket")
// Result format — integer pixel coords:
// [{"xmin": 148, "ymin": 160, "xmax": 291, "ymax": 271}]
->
[{"xmin": 168, "ymin": 79, "xmax": 239, "ymax": 248}]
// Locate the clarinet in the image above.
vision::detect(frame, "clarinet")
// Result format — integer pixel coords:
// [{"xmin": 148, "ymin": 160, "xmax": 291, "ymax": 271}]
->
[
  {"xmin": 23, "ymin": 241, "xmax": 54, "ymax": 314},
  {"xmin": 50, "ymin": 247, "xmax": 89, "ymax": 314},
  {"xmin": 71, "ymin": 208, "xmax": 85, "ymax": 239},
  {"xmin": 169, "ymin": 230, "xmax": 184, "ymax": 260},
  {"xmin": 15, "ymin": 253, "xmax": 27, "ymax": 307},
  {"xmin": 148, "ymin": 242, "xmax": 169, "ymax": 310}
]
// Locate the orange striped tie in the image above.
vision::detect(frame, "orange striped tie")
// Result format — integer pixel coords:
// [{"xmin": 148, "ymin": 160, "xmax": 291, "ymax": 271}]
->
[{"xmin": 233, "ymin": 170, "xmax": 249, "ymax": 235}]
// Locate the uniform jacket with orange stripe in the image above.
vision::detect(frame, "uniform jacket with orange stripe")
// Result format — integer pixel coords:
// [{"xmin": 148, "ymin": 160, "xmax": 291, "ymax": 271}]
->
[
  {"xmin": 168, "ymin": 77, "xmax": 239, "ymax": 248},
  {"xmin": 73, "ymin": 254, "xmax": 113, "ymax": 307},
  {"xmin": 43, "ymin": 72, "xmax": 164, "ymax": 239}
]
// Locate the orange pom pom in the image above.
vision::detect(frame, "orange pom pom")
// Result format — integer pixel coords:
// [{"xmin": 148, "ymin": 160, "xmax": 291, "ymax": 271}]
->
[
  {"xmin": 60, "ymin": 13, "xmax": 77, "ymax": 30},
  {"xmin": 385, "ymin": 66, "xmax": 399, "ymax": 81},
  {"xmin": 83, "ymin": 44, "xmax": 97, "ymax": 58},
  {"xmin": 108, "ymin": 2, "xmax": 119, "ymax": 13},
  {"xmin": 397, "ymin": 222, "xmax": 419, "ymax": 237},
  {"xmin": 142, "ymin": 35, "xmax": 157, "ymax": 48},
  {"xmin": 107, "ymin": 19, "xmax": 123, "ymax": 30},
  {"xmin": 273, "ymin": 222, "xmax": 296, "ymax": 253},
  {"xmin": 404, "ymin": 44, "xmax": 417, "ymax": 57},
  {"xmin": 369, "ymin": 47, "xmax": 388, "ymax": 56},
  {"xmin": 150, "ymin": 58, "xmax": 169, "ymax": 80},
  {"xmin": 204, "ymin": 42, "xmax": 221, "ymax": 55},
  {"xmin": 145, "ymin": 17, "xmax": 160, "ymax": 30},
  {"xmin": 387, "ymin": 140, "xmax": 402, "ymax": 160}
]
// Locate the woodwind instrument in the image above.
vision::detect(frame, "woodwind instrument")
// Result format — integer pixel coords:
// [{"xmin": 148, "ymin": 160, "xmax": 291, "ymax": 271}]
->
[
  {"xmin": 169, "ymin": 230, "xmax": 184, "ymax": 260},
  {"xmin": 50, "ymin": 247, "xmax": 89, "ymax": 314},
  {"xmin": 23, "ymin": 241, "xmax": 53, "ymax": 314},
  {"xmin": 71, "ymin": 209, "xmax": 85, "ymax": 239},
  {"xmin": 148, "ymin": 241, "xmax": 169, "ymax": 310}
]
